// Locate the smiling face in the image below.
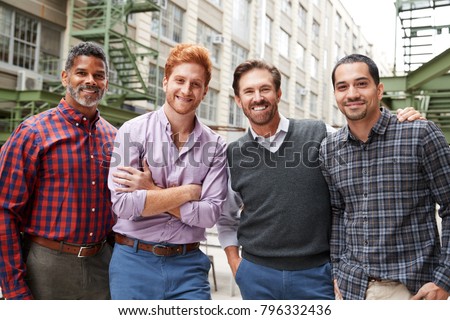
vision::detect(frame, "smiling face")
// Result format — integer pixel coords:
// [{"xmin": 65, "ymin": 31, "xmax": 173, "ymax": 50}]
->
[
  {"xmin": 333, "ymin": 62, "xmax": 384, "ymax": 125},
  {"xmin": 62, "ymin": 55, "xmax": 108, "ymax": 111},
  {"xmin": 162, "ymin": 62, "xmax": 208, "ymax": 117},
  {"xmin": 235, "ymin": 68, "xmax": 281, "ymax": 131}
]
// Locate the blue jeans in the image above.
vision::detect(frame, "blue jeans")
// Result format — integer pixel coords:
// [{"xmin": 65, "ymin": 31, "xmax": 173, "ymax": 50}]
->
[
  {"xmin": 235, "ymin": 259, "xmax": 334, "ymax": 300},
  {"xmin": 109, "ymin": 242, "xmax": 211, "ymax": 300}
]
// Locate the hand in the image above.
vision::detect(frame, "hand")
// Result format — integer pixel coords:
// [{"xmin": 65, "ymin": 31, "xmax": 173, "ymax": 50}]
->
[
  {"xmin": 410, "ymin": 282, "xmax": 450, "ymax": 300},
  {"xmin": 229, "ymin": 256, "xmax": 242, "ymax": 278},
  {"xmin": 113, "ymin": 159, "xmax": 157, "ymax": 192},
  {"xmin": 334, "ymin": 279, "xmax": 343, "ymax": 300},
  {"xmin": 396, "ymin": 107, "xmax": 426, "ymax": 122}
]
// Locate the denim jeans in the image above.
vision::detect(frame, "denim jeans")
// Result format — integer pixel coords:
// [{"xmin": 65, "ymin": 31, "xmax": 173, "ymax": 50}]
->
[
  {"xmin": 109, "ymin": 242, "xmax": 211, "ymax": 300},
  {"xmin": 235, "ymin": 258, "xmax": 334, "ymax": 300}
]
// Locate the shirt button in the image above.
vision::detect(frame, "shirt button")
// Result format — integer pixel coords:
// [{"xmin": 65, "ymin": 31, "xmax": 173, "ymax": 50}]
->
[
  {"xmin": 363, "ymin": 193, "xmax": 368, "ymax": 198},
  {"xmin": 91, "ymin": 208, "xmax": 95, "ymax": 212},
  {"xmin": 91, "ymin": 155, "xmax": 94, "ymax": 159},
  {"xmin": 76, "ymin": 123, "xmax": 79, "ymax": 126},
  {"xmin": 92, "ymin": 181, "xmax": 96, "ymax": 185},
  {"xmin": 83, "ymin": 117, "xmax": 87, "ymax": 121},
  {"xmin": 89, "ymin": 232, "xmax": 93, "ymax": 237},
  {"xmin": 362, "ymin": 169, "xmax": 367, "ymax": 174},
  {"xmin": 364, "ymin": 240, "xmax": 369, "ymax": 246}
]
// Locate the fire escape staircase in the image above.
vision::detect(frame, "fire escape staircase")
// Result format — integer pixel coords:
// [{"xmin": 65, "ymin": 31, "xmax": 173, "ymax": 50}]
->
[{"xmin": 0, "ymin": 0, "xmax": 161, "ymax": 144}]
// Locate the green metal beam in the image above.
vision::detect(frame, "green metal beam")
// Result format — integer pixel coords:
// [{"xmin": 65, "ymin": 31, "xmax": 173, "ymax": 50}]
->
[
  {"xmin": 406, "ymin": 48, "xmax": 450, "ymax": 90},
  {"xmin": 382, "ymin": 74, "xmax": 450, "ymax": 93}
]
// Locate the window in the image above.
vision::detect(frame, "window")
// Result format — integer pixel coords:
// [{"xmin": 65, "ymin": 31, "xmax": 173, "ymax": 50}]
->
[
  {"xmin": 334, "ymin": 43, "xmax": 341, "ymax": 64},
  {"xmin": 311, "ymin": 55, "xmax": 319, "ymax": 79},
  {"xmin": 335, "ymin": 13, "xmax": 341, "ymax": 33},
  {"xmin": 197, "ymin": 21, "xmax": 221, "ymax": 65},
  {"xmin": 295, "ymin": 82, "xmax": 306, "ymax": 108},
  {"xmin": 323, "ymin": 49, "xmax": 328, "ymax": 70},
  {"xmin": 280, "ymin": 73, "xmax": 289, "ymax": 101},
  {"xmin": 279, "ymin": 28, "xmax": 290, "ymax": 57},
  {"xmin": 0, "ymin": 4, "xmax": 61, "ymax": 74},
  {"xmin": 281, "ymin": 0, "xmax": 292, "ymax": 13},
  {"xmin": 232, "ymin": 0, "xmax": 250, "ymax": 40},
  {"xmin": 231, "ymin": 41, "xmax": 248, "ymax": 71},
  {"xmin": 198, "ymin": 88, "xmax": 218, "ymax": 122},
  {"xmin": 312, "ymin": 20, "xmax": 320, "ymax": 44},
  {"xmin": 265, "ymin": 15, "xmax": 272, "ymax": 45},
  {"xmin": 310, "ymin": 92, "xmax": 318, "ymax": 115},
  {"xmin": 229, "ymin": 97, "xmax": 244, "ymax": 127},
  {"xmin": 148, "ymin": 63, "xmax": 165, "ymax": 108},
  {"xmin": 207, "ymin": 0, "xmax": 221, "ymax": 6},
  {"xmin": 152, "ymin": 1, "xmax": 184, "ymax": 43},
  {"xmin": 297, "ymin": 4, "xmax": 307, "ymax": 30},
  {"xmin": 296, "ymin": 43, "xmax": 305, "ymax": 69}
]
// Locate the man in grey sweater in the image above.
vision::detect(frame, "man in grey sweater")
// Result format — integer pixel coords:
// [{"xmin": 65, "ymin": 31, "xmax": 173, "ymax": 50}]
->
[{"xmin": 217, "ymin": 59, "xmax": 421, "ymax": 300}]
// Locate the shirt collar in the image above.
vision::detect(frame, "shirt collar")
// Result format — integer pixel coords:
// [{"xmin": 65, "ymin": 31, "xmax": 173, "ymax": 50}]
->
[
  {"xmin": 342, "ymin": 107, "xmax": 390, "ymax": 142},
  {"xmin": 57, "ymin": 98, "xmax": 100, "ymax": 129},
  {"xmin": 249, "ymin": 113, "xmax": 289, "ymax": 141},
  {"xmin": 157, "ymin": 105, "xmax": 203, "ymax": 141}
]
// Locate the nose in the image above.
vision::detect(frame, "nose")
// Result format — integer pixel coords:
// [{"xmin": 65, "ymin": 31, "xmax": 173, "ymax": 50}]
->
[
  {"xmin": 180, "ymin": 82, "xmax": 192, "ymax": 94},
  {"xmin": 84, "ymin": 73, "xmax": 97, "ymax": 85},
  {"xmin": 347, "ymin": 85, "xmax": 360, "ymax": 99},
  {"xmin": 253, "ymin": 90, "xmax": 264, "ymax": 102}
]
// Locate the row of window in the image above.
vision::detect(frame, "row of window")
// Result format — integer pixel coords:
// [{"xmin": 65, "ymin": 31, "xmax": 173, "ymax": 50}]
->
[{"xmin": 0, "ymin": 1, "xmax": 333, "ymax": 128}]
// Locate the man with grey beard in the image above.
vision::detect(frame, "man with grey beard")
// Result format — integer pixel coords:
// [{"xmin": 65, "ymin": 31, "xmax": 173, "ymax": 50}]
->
[{"xmin": 0, "ymin": 42, "xmax": 117, "ymax": 299}]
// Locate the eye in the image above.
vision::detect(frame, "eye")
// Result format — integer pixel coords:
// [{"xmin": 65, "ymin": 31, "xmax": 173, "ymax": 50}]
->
[
  {"xmin": 356, "ymin": 81, "xmax": 368, "ymax": 88},
  {"xmin": 336, "ymin": 84, "xmax": 348, "ymax": 91}
]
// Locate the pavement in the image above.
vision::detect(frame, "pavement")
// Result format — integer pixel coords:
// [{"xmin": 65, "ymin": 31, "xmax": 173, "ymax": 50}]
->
[{"xmin": 202, "ymin": 229, "xmax": 242, "ymax": 300}]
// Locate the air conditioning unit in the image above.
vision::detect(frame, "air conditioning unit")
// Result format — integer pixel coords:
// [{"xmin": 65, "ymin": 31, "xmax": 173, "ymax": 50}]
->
[
  {"xmin": 156, "ymin": 0, "xmax": 168, "ymax": 10},
  {"xmin": 16, "ymin": 70, "xmax": 44, "ymax": 91},
  {"xmin": 299, "ymin": 88, "xmax": 308, "ymax": 96},
  {"xmin": 212, "ymin": 34, "xmax": 225, "ymax": 45}
]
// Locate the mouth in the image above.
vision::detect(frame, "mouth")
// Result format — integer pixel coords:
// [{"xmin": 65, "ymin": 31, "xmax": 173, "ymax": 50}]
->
[
  {"xmin": 176, "ymin": 95, "xmax": 193, "ymax": 103},
  {"xmin": 345, "ymin": 101, "xmax": 365, "ymax": 108},
  {"xmin": 252, "ymin": 104, "xmax": 268, "ymax": 111},
  {"xmin": 80, "ymin": 86, "xmax": 99, "ymax": 95}
]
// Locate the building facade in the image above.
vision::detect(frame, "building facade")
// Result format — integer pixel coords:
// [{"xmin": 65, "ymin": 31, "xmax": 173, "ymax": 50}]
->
[{"xmin": 0, "ymin": 0, "xmax": 376, "ymax": 144}]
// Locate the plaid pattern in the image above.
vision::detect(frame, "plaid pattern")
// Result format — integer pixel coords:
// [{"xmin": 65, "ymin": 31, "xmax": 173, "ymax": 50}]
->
[
  {"xmin": 0, "ymin": 99, "xmax": 117, "ymax": 299},
  {"xmin": 319, "ymin": 108, "xmax": 450, "ymax": 300}
]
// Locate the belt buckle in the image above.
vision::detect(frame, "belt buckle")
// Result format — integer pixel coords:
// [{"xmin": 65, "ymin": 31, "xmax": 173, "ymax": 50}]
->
[
  {"xmin": 152, "ymin": 244, "xmax": 168, "ymax": 257},
  {"xmin": 78, "ymin": 245, "xmax": 93, "ymax": 258}
]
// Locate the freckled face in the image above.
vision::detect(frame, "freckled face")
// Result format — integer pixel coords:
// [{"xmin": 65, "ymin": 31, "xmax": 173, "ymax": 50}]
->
[{"xmin": 163, "ymin": 63, "xmax": 208, "ymax": 116}]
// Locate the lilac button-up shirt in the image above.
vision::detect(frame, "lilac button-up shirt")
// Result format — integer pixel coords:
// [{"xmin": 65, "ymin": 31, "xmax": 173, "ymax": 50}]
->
[{"xmin": 108, "ymin": 106, "xmax": 228, "ymax": 244}]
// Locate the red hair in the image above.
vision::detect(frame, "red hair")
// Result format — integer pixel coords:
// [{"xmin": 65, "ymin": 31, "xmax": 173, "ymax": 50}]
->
[{"xmin": 164, "ymin": 43, "xmax": 212, "ymax": 85}]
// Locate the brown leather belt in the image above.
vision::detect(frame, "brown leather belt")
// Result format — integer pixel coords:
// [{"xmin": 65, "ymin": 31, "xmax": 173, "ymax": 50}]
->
[
  {"xmin": 115, "ymin": 233, "xmax": 200, "ymax": 256},
  {"xmin": 28, "ymin": 235, "xmax": 105, "ymax": 258}
]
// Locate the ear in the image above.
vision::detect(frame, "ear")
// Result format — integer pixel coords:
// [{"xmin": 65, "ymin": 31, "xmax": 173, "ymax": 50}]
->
[
  {"xmin": 277, "ymin": 88, "xmax": 282, "ymax": 102},
  {"xmin": 377, "ymin": 82, "xmax": 384, "ymax": 100},
  {"xmin": 61, "ymin": 70, "xmax": 68, "ymax": 87},
  {"xmin": 234, "ymin": 95, "xmax": 243, "ymax": 108},
  {"xmin": 202, "ymin": 86, "xmax": 209, "ymax": 99},
  {"xmin": 162, "ymin": 76, "xmax": 168, "ymax": 93}
]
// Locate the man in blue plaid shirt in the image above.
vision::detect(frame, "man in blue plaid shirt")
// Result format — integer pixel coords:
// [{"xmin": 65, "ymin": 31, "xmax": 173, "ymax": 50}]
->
[{"xmin": 320, "ymin": 54, "xmax": 450, "ymax": 300}]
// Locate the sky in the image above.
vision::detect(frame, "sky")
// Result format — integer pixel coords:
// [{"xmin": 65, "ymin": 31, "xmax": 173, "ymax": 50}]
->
[
  {"xmin": 339, "ymin": 0, "xmax": 399, "ymax": 62},
  {"xmin": 339, "ymin": 0, "xmax": 450, "ymax": 73}
]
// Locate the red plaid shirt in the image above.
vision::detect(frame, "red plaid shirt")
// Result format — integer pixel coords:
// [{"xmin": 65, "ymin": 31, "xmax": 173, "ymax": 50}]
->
[{"xmin": 0, "ymin": 99, "xmax": 117, "ymax": 299}]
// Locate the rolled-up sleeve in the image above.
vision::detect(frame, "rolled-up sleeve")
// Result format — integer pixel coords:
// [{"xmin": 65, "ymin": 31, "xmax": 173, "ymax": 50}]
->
[
  {"xmin": 108, "ymin": 122, "xmax": 147, "ymax": 220},
  {"xmin": 180, "ymin": 139, "xmax": 228, "ymax": 228}
]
